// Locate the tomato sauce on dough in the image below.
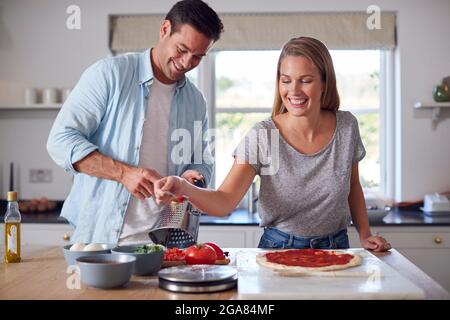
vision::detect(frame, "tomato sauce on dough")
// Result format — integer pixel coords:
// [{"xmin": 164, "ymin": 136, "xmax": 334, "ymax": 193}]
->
[{"xmin": 265, "ymin": 249, "xmax": 353, "ymax": 267}]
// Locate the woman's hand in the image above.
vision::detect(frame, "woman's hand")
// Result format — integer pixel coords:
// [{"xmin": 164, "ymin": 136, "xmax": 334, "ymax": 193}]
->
[
  {"xmin": 361, "ymin": 235, "xmax": 392, "ymax": 252},
  {"xmin": 154, "ymin": 176, "xmax": 187, "ymax": 205}
]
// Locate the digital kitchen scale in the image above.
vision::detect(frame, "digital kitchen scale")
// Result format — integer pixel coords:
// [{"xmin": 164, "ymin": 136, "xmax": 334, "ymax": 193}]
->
[{"xmin": 158, "ymin": 265, "xmax": 237, "ymax": 293}]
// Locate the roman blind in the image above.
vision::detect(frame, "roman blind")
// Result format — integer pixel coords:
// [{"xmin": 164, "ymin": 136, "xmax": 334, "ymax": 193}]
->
[{"xmin": 110, "ymin": 12, "xmax": 396, "ymax": 53}]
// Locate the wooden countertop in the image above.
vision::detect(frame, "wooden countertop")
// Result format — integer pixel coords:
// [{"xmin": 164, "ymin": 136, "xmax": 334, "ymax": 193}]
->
[{"xmin": 0, "ymin": 246, "xmax": 448, "ymax": 300}]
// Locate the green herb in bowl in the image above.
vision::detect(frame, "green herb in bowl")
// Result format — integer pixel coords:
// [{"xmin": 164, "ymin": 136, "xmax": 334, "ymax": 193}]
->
[{"xmin": 134, "ymin": 244, "xmax": 165, "ymax": 254}]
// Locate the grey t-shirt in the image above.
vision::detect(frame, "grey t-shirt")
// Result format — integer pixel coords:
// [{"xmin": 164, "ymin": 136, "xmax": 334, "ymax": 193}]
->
[{"xmin": 233, "ymin": 110, "xmax": 366, "ymax": 237}]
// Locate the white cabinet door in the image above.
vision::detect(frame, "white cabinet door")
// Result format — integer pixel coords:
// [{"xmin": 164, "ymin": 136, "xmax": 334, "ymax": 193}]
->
[
  {"xmin": 21, "ymin": 224, "xmax": 74, "ymax": 247},
  {"xmin": 197, "ymin": 226, "xmax": 247, "ymax": 247},
  {"xmin": 252, "ymin": 228, "xmax": 264, "ymax": 248},
  {"xmin": 400, "ymin": 248, "xmax": 450, "ymax": 292},
  {"xmin": 350, "ymin": 226, "xmax": 450, "ymax": 292},
  {"xmin": 1, "ymin": 223, "xmax": 74, "ymax": 257},
  {"xmin": 374, "ymin": 227, "xmax": 450, "ymax": 292},
  {"xmin": 347, "ymin": 228, "xmax": 361, "ymax": 247}
]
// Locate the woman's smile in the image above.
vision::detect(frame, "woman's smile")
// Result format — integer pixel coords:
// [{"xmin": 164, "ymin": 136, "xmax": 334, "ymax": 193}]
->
[{"xmin": 288, "ymin": 96, "xmax": 309, "ymax": 108}]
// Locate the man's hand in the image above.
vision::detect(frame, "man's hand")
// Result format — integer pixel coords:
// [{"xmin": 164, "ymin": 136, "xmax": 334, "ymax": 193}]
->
[
  {"xmin": 181, "ymin": 170, "xmax": 203, "ymax": 184},
  {"xmin": 120, "ymin": 166, "xmax": 162, "ymax": 200},
  {"xmin": 154, "ymin": 176, "xmax": 187, "ymax": 205}
]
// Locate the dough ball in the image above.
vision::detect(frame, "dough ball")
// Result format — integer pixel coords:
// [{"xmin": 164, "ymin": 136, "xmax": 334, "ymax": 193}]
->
[
  {"xmin": 69, "ymin": 242, "xmax": 86, "ymax": 251},
  {"xmin": 83, "ymin": 243, "xmax": 104, "ymax": 251}
]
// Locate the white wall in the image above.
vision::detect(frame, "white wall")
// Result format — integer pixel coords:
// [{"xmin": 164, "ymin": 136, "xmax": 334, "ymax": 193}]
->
[{"xmin": 0, "ymin": 0, "xmax": 449, "ymax": 201}]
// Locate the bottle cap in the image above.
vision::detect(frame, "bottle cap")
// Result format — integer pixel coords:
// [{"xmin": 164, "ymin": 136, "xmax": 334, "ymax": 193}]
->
[{"xmin": 7, "ymin": 191, "xmax": 18, "ymax": 202}]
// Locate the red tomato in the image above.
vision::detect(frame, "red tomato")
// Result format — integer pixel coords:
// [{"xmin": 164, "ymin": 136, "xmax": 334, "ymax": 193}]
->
[
  {"xmin": 185, "ymin": 244, "xmax": 217, "ymax": 265},
  {"xmin": 171, "ymin": 196, "xmax": 186, "ymax": 203},
  {"xmin": 164, "ymin": 248, "xmax": 186, "ymax": 261},
  {"xmin": 204, "ymin": 242, "xmax": 225, "ymax": 260}
]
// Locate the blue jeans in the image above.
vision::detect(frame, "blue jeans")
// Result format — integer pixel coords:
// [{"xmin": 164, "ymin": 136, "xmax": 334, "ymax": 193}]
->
[{"xmin": 258, "ymin": 227, "xmax": 350, "ymax": 249}]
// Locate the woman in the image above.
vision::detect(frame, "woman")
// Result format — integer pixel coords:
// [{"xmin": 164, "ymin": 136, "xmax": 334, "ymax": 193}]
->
[{"xmin": 154, "ymin": 37, "xmax": 391, "ymax": 252}]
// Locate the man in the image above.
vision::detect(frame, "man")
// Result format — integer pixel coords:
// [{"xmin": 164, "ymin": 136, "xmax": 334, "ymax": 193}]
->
[{"xmin": 47, "ymin": 0, "xmax": 223, "ymax": 245}]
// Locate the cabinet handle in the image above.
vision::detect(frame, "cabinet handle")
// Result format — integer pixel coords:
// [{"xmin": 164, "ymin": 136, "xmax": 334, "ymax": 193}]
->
[
  {"xmin": 434, "ymin": 236, "xmax": 442, "ymax": 244},
  {"xmin": 63, "ymin": 234, "xmax": 70, "ymax": 241}
]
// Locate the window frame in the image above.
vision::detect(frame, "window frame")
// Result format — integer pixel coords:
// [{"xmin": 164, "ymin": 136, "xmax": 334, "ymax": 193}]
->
[{"xmin": 197, "ymin": 50, "xmax": 395, "ymax": 200}]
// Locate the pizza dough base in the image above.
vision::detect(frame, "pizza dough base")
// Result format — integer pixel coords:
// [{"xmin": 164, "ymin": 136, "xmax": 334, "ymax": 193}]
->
[{"xmin": 256, "ymin": 249, "xmax": 362, "ymax": 272}]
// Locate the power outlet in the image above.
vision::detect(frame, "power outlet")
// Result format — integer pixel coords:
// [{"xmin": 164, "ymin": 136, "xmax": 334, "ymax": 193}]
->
[{"xmin": 29, "ymin": 169, "xmax": 52, "ymax": 183}]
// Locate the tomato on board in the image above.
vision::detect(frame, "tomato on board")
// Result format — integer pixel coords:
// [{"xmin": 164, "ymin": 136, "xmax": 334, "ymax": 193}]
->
[
  {"xmin": 204, "ymin": 242, "xmax": 225, "ymax": 260},
  {"xmin": 185, "ymin": 244, "xmax": 217, "ymax": 265},
  {"xmin": 164, "ymin": 248, "xmax": 185, "ymax": 261}
]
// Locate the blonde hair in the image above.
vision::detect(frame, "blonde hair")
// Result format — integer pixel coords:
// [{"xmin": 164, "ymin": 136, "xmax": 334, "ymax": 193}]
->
[{"xmin": 272, "ymin": 37, "xmax": 340, "ymax": 117}]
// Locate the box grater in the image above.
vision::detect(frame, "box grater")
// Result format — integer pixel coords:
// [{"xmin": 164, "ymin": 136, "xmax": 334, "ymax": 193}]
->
[{"xmin": 148, "ymin": 178, "xmax": 205, "ymax": 248}]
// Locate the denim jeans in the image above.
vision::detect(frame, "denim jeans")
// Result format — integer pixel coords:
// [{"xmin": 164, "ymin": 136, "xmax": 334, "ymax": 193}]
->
[{"xmin": 257, "ymin": 227, "xmax": 350, "ymax": 249}]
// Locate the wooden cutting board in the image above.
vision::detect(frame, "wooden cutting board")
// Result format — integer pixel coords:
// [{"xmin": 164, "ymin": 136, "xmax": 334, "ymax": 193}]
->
[
  {"xmin": 162, "ymin": 258, "xmax": 230, "ymax": 268},
  {"xmin": 237, "ymin": 249, "xmax": 425, "ymax": 300}
]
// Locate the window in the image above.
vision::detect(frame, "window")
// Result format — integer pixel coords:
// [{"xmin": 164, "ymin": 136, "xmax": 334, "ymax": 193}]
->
[
  {"xmin": 185, "ymin": 68, "xmax": 198, "ymax": 86},
  {"xmin": 331, "ymin": 50, "xmax": 381, "ymax": 191},
  {"xmin": 214, "ymin": 51, "xmax": 277, "ymax": 186},
  {"xmin": 211, "ymin": 50, "xmax": 384, "ymax": 194}
]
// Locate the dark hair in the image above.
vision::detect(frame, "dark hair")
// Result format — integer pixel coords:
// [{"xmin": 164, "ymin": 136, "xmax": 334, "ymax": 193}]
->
[{"xmin": 165, "ymin": 0, "xmax": 224, "ymax": 42}]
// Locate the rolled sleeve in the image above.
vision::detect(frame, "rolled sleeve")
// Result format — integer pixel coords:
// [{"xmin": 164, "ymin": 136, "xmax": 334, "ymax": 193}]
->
[{"xmin": 47, "ymin": 60, "xmax": 110, "ymax": 174}]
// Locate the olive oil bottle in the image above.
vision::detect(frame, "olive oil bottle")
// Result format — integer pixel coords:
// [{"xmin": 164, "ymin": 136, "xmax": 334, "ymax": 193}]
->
[{"xmin": 4, "ymin": 191, "xmax": 21, "ymax": 263}]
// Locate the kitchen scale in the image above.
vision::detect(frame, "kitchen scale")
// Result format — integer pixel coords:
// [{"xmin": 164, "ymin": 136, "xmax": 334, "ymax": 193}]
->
[{"xmin": 158, "ymin": 265, "xmax": 237, "ymax": 293}]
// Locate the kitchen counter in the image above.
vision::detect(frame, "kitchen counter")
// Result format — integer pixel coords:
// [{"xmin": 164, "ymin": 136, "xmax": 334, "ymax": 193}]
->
[
  {"xmin": 0, "ymin": 246, "xmax": 448, "ymax": 300},
  {"xmin": 2, "ymin": 206, "xmax": 450, "ymax": 226}
]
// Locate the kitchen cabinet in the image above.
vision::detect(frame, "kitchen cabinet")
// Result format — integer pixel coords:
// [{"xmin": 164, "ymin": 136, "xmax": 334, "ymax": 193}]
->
[
  {"xmin": 197, "ymin": 226, "xmax": 248, "ymax": 247},
  {"xmin": 0, "ymin": 223, "xmax": 73, "ymax": 251},
  {"xmin": 364, "ymin": 226, "xmax": 450, "ymax": 292}
]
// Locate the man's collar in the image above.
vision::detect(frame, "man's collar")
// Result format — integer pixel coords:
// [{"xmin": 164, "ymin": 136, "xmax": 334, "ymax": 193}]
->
[{"xmin": 138, "ymin": 48, "xmax": 187, "ymax": 89}]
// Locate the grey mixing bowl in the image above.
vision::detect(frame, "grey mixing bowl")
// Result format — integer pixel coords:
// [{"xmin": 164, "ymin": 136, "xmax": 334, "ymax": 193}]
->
[
  {"xmin": 111, "ymin": 245, "xmax": 164, "ymax": 276},
  {"xmin": 76, "ymin": 254, "xmax": 136, "ymax": 289},
  {"xmin": 63, "ymin": 244, "xmax": 110, "ymax": 266}
]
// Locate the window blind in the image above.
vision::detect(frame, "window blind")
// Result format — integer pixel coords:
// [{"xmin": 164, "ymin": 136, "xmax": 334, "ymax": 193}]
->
[{"xmin": 110, "ymin": 12, "xmax": 396, "ymax": 53}]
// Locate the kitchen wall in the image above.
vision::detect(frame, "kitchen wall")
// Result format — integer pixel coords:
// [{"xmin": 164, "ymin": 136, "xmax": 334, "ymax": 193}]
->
[{"xmin": 0, "ymin": 0, "xmax": 449, "ymax": 201}]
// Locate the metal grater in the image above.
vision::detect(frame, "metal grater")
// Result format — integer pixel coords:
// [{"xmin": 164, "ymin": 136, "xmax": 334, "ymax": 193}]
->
[{"xmin": 148, "ymin": 178, "xmax": 205, "ymax": 248}]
